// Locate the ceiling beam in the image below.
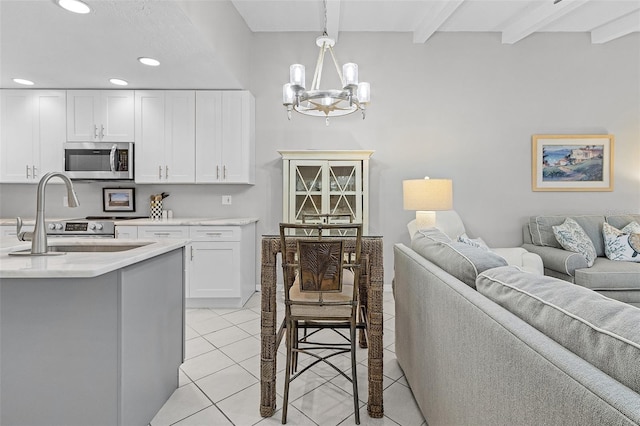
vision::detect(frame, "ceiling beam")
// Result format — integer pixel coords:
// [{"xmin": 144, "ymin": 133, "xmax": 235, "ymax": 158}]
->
[
  {"xmin": 325, "ymin": 0, "xmax": 341, "ymax": 42},
  {"xmin": 501, "ymin": 0, "xmax": 590, "ymax": 44},
  {"xmin": 591, "ymin": 9, "xmax": 640, "ymax": 44},
  {"xmin": 413, "ymin": 0, "xmax": 465, "ymax": 44}
]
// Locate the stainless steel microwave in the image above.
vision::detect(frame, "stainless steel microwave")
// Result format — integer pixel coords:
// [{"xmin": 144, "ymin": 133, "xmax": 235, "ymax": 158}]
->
[{"xmin": 64, "ymin": 142, "xmax": 134, "ymax": 180}]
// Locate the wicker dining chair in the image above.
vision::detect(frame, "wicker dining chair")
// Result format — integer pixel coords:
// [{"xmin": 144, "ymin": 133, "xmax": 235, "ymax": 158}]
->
[{"xmin": 279, "ymin": 222, "xmax": 363, "ymax": 424}]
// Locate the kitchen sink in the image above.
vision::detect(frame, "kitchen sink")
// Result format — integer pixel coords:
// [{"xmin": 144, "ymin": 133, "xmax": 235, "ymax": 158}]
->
[{"xmin": 9, "ymin": 242, "xmax": 152, "ymax": 255}]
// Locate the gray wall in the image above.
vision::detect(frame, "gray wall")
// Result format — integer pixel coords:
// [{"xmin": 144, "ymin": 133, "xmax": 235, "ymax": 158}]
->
[{"xmin": 1, "ymin": 32, "xmax": 638, "ymax": 287}]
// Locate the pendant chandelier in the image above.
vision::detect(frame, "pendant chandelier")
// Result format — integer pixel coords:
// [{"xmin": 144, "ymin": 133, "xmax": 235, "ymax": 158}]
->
[{"xmin": 282, "ymin": 0, "xmax": 370, "ymax": 125}]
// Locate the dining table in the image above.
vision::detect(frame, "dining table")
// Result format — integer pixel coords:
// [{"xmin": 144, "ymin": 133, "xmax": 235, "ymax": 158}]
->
[{"xmin": 259, "ymin": 233, "xmax": 385, "ymax": 418}]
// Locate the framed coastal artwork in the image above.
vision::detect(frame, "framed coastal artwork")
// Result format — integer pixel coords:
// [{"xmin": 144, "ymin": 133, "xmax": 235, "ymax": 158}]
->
[
  {"xmin": 103, "ymin": 187, "xmax": 136, "ymax": 212},
  {"xmin": 532, "ymin": 134, "xmax": 614, "ymax": 192}
]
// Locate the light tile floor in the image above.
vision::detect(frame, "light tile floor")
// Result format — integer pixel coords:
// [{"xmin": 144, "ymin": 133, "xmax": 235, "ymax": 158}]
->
[{"xmin": 150, "ymin": 292, "xmax": 426, "ymax": 426}]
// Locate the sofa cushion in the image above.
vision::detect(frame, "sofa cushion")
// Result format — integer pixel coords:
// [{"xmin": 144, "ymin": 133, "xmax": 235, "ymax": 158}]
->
[
  {"xmin": 552, "ymin": 218, "xmax": 597, "ymax": 267},
  {"xmin": 606, "ymin": 214, "xmax": 640, "ymax": 230},
  {"xmin": 411, "ymin": 228, "xmax": 508, "ymax": 289},
  {"xmin": 575, "ymin": 257, "xmax": 640, "ymax": 290},
  {"xmin": 476, "ymin": 266, "xmax": 640, "ymax": 395},
  {"xmin": 602, "ymin": 222, "xmax": 640, "ymax": 263},
  {"xmin": 528, "ymin": 215, "xmax": 605, "ymax": 256}
]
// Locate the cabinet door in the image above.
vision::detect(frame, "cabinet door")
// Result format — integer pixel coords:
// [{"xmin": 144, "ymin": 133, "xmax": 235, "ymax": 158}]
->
[
  {"xmin": 289, "ymin": 160, "xmax": 326, "ymax": 222},
  {"xmin": 220, "ymin": 91, "xmax": 254, "ymax": 183},
  {"xmin": 188, "ymin": 241, "xmax": 239, "ymax": 298},
  {"xmin": 100, "ymin": 91, "xmax": 134, "ymax": 142},
  {"xmin": 0, "ymin": 90, "xmax": 36, "ymax": 182},
  {"xmin": 115, "ymin": 226, "xmax": 138, "ymax": 239},
  {"xmin": 194, "ymin": 91, "xmax": 222, "ymax": 183},
  {"xmin": 134, "ymin": 91, "xmax": 166, "ymax": 183},
  {"xmin": 35, "ymin": 91, "xmax": 66, "ymax": 178},
  {"xmin": 327, "ymin": 161, "xmax": 362, "ymax": 222},
  {"xmin": 165, "ymin": 91, "xmax": 195, "ymax": 183},
  {"xmin": 0, "ymin": 90, "xmax": 65, "ymax": 183},
  {"xmin": 66, "ymin": 90, "xmax": 99, "ymax": 141}
]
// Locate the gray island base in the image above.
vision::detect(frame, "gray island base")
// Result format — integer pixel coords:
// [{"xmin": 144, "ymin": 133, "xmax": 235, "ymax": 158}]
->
[{"xmin": 1, "ymin": 248, "xmax": 185, "ymax": 426}]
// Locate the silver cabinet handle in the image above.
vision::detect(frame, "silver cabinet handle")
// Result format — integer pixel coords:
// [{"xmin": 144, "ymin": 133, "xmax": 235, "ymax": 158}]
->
[
  {"xmin": 153, "ymin": 232, "xmax": 171, "ymax": 236},
  {"xmin": 190, "ymin": 246, "xmax": 194, "ymax": 260},
  {"xmin": 99, "ymin": 124, "xmax": 104, "ymax": 140},
  {"xmin": 158, "ymin": 165, "xmax": 162, "ymax": 179},
  {"xmin": 205, "ymin": 232, "xmax": 223, "ymax": 236},
  {"xmin": 216, "ymin": 165, "xmax": 220, "ymax": 180},
  {"xmin": 94, "ymin": 124, "xmax": 98, "ymax": 139},
  {"xmin": 223, "ymin": 165, "xmax": 227, "ymax": 179},
  {"xmin": 165, "ymin": 166, "xmax": 169, "ymax": 179},
  {"xmin": 26, "ymin": 165, "xmax": 30, "ymax": 179},
  {"xmin": 32, "ymin": 165, "xmax": 37, "ymax": 178}
]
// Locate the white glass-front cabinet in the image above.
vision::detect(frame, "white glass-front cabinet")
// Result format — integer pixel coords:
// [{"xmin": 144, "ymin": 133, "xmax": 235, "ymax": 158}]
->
[
  {"xmin": 280, "ymin": 150, "xmax": 374, "ymax": 233},
  {"xmin": 195, "ymin": 91, "xmax": 255, "ymax": 184},
  {"xmin": 66, "ymin": 90, "xmax": 134, "ymax": 142},
  {"xmin": 0, "ymin": 90, "xmax": 66, "ymax": 183},
  {"xmin": 135, "ymin": 91, "xmax": 196, "ymax": 183}
]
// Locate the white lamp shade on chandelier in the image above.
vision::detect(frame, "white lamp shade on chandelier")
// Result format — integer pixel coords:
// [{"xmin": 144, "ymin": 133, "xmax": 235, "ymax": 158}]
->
[
  {"xmin": 403, "ymin": 178, "xmax": 453, "ymax": 228},
  {"xmin": 282, "ymin": 1, "xmax": 370, "ymax": 125}
]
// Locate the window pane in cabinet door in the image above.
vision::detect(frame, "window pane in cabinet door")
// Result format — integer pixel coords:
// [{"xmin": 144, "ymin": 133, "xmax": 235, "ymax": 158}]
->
[
  {"xmin": 295, "ymin": 194, "xmax": 322, "ymax": 221},
  {"xmin": 329, "ymin": 165, "xmax": 357, "ymax": 192},
  {"xmin": 295, "ymin": 165, "xmax": 322, "ymax": 192},
  {"xmin": 330, "ymin": 194, "xmax": 357, "ymax": 220}
]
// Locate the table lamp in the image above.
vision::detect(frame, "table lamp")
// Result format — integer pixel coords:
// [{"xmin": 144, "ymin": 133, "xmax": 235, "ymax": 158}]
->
[{"xmin": 403, "ymin": 178, "xmax": 453, "ymax": 228}]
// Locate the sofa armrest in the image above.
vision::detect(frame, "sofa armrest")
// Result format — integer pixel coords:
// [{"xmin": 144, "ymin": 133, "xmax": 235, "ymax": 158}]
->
[
  {"xmin": 521, "ymin": 243, "xmax": 588, "ymax": 277},
  {"xmin": 492, "ymin": 247, "xmax": 544, "ymax": 275}
]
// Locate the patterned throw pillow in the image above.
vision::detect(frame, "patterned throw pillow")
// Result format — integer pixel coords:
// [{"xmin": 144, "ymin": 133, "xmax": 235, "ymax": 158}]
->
[
  {"xmin": 457, "ymin": 234, "xmax": 490, "ymax": 251},
  {"xmin": 602, "ymin": 221, "xmax": 640, "ymax": 262},
  {"xmin": 552, "ymin": 218, "xmax": 597, "ymax": 267}
]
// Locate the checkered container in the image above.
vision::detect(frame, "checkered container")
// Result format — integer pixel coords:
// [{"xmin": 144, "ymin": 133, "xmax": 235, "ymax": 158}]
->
[{"xmin": 149, "ymin": 200, "xmax": 163, "ymax": 220}]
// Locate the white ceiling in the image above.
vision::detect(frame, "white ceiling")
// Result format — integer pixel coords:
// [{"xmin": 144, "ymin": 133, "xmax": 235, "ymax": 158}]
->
[{"xmin": 1, "ymin": 0, "xmax": 639, "ymax": 89}]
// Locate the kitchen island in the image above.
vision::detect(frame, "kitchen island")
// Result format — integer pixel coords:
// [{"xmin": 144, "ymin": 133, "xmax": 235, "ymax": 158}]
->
[{"xmin": 0, "ymin": 238, "xmax": 188, "ymax": 426}]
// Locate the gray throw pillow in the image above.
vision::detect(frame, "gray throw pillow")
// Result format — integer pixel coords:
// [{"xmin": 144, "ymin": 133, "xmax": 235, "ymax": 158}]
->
[
  {"xmin": 477, "ymin": 266, "xmax": 640, "ymax": 395},
  {"xmin": 411, "ymin": 228, "xmax": 508, "ymax": 289}
]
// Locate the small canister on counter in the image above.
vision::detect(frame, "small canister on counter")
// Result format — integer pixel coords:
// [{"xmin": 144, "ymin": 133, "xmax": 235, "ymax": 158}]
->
[{"xmin": 149, "ymin": 195, "xmax": 163, "ymax": 221}]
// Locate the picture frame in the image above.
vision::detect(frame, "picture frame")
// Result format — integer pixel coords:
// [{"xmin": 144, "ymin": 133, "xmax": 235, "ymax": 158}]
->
[
  {"xmin": 103, "ymin": 188, "xmax": 136, "ymax": 212},
  {"xmin": 532, "ymin": 134, "xmax": 614, "ymax": 192}
]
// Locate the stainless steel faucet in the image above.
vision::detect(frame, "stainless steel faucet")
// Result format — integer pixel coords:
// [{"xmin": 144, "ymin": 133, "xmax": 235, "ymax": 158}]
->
[{"xmin": 16, "ymin": 171, "xmax": 80, "ymax": 255}]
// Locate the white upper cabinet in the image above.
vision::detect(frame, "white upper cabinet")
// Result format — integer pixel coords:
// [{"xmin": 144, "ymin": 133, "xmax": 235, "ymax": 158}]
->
[
  {"xmin": 0, "ymin": 90, "xmax": 66, "ymax": 183},
  {"xmin": 195, "ymin": 91, "xmax": 255, "ymax": 184},
  {"xmin": 135, "ymin": 90, "xmax": 195, "ymax": 183},
  {"xmin": 67, "ymin": 90, "xmax": 134, "ymax": 142}
]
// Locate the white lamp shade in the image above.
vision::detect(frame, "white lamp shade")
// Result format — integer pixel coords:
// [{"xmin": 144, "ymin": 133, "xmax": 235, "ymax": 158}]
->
[
  {"xmin": 403, "ymin": 179, "xmax": 453, "ymax": 211},
  {"xmin": 343, "ymin": 63, "xmax": 358, "ymax": 86},
  {"xmin": 282, "ymin": 83, "xmax": 294, "ymax": 104},
  {"xmin": 289, "ymin": 64, "xmax": 305, "ymax": 88},
  {"xmin": 357, "ymin": 82, "xmax": 370, "ymax": 103}
]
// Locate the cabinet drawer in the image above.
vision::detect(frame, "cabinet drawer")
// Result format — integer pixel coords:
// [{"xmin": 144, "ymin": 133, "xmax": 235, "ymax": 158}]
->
[
  {"xmin": 138, "ymin": 226, "xmax": 189, "ymax": 239},
  {"xmin": 189, "ymin": 226, "xmax": 240, "ymax": 241}
]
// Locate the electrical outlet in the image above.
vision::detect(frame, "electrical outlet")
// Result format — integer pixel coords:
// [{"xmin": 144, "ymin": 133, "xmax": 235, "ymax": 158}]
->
[
  {"xmin": 63, "ymin": 196, "xmax": 68, "ymax": 207},
  {"xmin": 222, "ymin": 195, "xmax": 232, "ymax": 205}
]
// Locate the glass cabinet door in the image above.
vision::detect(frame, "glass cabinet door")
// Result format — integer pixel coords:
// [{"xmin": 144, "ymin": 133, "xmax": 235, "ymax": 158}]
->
[{"xmin": 289, "ymin": 160, "xmax": 362, "ymax": 224}]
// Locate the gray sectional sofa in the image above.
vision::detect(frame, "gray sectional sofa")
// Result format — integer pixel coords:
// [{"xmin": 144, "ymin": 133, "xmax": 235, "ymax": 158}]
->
[
  {"xmin": 393, "ymin": 228, "xmax": 640, "ymax": 426},
  {"xmin": 522, "ymin": 214, "xmax": 640, "ymax": 307}
]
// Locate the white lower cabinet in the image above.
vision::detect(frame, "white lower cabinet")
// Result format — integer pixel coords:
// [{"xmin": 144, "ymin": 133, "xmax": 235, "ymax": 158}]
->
[{"xmin": 115, "ymin": 223, "xmax": 256, "ymax": 308}]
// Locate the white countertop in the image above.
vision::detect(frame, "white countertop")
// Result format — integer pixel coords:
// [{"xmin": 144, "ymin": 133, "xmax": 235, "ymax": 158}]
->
[
  {"xmin": 115, "ymin": 217, "xmax": 259, "ymax": 226},
  {"xmin": 0, "ymin": 237, "xmax": 189, "ymax": 279},
  {"xmin": 0, "ymin": 217, "xmax": 259, "ymax": 226}
]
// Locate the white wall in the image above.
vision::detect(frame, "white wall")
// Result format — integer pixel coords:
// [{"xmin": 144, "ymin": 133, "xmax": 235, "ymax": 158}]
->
[{"xmin": 1, "ymin": 32, "xmax": 638, "ymax": 287}]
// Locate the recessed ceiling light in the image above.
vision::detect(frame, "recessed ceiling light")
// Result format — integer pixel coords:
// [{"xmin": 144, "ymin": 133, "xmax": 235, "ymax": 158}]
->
[
  {"xmin": 13, "ymin": 78, "xmax": 35, "ymax": 86},
  {"xmin": 138, "ymin": 57, "xmax": 160, "ymax": 67},
  {"xmin": 56, "ymin": 0, "xmax": 91, "ymax": 14},
  {"xmin": 109, "ymin": 78, "xmax": 128, "ymax": 86}
]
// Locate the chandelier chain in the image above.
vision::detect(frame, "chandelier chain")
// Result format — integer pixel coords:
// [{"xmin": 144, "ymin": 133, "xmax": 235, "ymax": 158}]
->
[{"xmin": 322, "ymin": 0, "xmax": 328, "ymax": 34}]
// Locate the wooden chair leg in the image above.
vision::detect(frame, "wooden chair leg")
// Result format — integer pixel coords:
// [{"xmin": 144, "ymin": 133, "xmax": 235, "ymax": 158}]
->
[{"xmin": 351, "ymin": 323, "xmax": 360, "ymax": 425}]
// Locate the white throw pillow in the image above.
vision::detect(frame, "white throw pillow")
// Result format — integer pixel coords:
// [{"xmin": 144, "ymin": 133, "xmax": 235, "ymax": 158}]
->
[
  {"xmin": 552, "ymin": 218, "xmax": 597, "ymax": 267},
  {"xmin": 602, "ymin": 222, "xmax": 640, "ymax": 262}
]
